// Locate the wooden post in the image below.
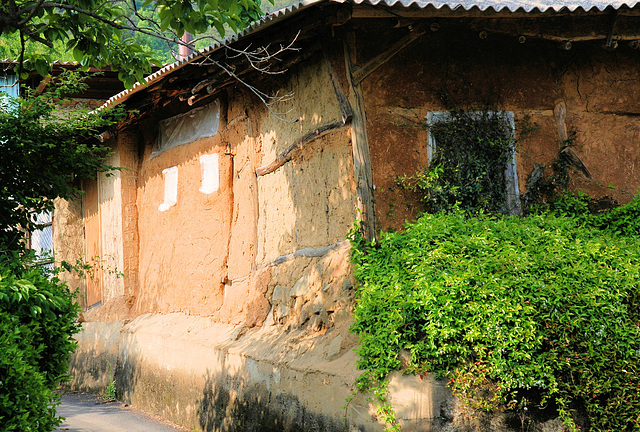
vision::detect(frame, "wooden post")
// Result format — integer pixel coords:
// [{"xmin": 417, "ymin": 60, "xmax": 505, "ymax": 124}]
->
[
  {"xmin": 343, "ymin": 29, "xmax": 376, "ymax": 242},
  {"xmin": 554, "ymin": 100, "xmax": 568, "ymax": 142}
]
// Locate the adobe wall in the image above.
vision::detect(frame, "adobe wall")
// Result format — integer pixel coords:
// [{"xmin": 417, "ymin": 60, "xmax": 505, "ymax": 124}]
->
[
  {"xmin": 53, "ymin": 99, "xmax": 122, "ymax": 308},
  {"xmin": 52, "ymin": 197, "xmax": 86, "ymax": 307},
  {"xmin": 134, "ymin": 124, "xmax": 233, "ymax": 316},
  {"xmin": 54, "ymin": 150, "xmax": 125, "ymax": 310},
  {"xmin": 70, "ymin": 52, "xmax": 374, "ymax": 431},
  {"xmin": 64, "ymin": 16, "xmax": 640, "ymax": 432},
  {"xmin": 99, "ymin": 151, "xmax": 126, "ymax": 302},
  {"xmin": 355, "ymin": 20, "xmax": 640, "ymax": 231}
]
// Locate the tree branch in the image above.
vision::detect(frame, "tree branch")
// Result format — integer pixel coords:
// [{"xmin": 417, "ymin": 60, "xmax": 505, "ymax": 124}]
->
[
  {"xmin": 16, "ymin": 0, "xmax": 47, "ymax": 26},
  {"xmin": 24, "ymin": 27, "xmax": 54, "ymax": 48}
]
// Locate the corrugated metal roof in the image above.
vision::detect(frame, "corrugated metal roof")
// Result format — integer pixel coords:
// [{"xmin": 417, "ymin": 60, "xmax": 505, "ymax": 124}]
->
[
  {"xmin": 99, "ymin": 0, "xmax": 322, "ymax": 110},
  {"xmin": 99, "ymin": 0, "xmax": 640, "ymax": 111},
  {"xmin": 350, "ymin": 0, "xmax": 640, "ymax": 12},
  {"xmin": 0, "ymin": 60, "xmax": 80, "ymax": 66}
]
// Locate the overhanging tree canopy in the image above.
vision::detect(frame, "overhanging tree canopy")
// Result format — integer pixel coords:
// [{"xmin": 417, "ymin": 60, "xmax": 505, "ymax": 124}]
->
[{"xmin": 0, "ymin": 0, "xmax": 265, "ymax": 87}]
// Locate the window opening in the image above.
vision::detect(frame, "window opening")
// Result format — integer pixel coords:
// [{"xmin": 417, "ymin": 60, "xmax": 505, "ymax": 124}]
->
[
  {"xmin": 159, "ymin": 166, "xmax": 178, "ymax": 211},
  {"xmin": 199, "ymin": 154, "xmax": 220, "ymax": 194},
  {"xmin": 426, "ymin": 111, "xmax": 521, "ymax": 215},
  {"xmin": 30, "ymin": 210, "xmax": 54, "ymax": 272},
  {"xmin": 156, "ymin": 99, "xmax": 220, "ymax": 154},
  {"xmin": 0, "ymin": 74, "xmax": 19, "ymax": 104}
]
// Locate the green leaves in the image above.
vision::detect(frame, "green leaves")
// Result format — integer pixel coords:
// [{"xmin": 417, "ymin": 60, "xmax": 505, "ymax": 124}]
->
[
  {"xmin": 350, "ymin": 208, "xmax": 640, "ymax": 430},
  {"xmin": 0, "ymin": 261, "xmax": 80, "ymax": 432},
  {"xmin": 401, "ymin": 111, "xmax": 514, "ymax": 215},
  {"xmin": 0, "ymin": 72, "xmax": 123, "ymax": 254},
  {"xmin": 4, "ymin": 0, "xmax": 268, "ymax": 87}
]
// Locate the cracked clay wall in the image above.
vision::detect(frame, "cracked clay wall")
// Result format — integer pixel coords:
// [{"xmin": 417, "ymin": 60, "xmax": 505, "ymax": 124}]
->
[
  {"xmin": 70, "ymin": 50, "xmax": 373, "ymax": 432},
  {"xmin": 65, "ymin": 16, "xmax": 621, "ymax": 431},
  {"xmin": 355, "ymin": 20, "xmax": 640, "ymax": 232}
]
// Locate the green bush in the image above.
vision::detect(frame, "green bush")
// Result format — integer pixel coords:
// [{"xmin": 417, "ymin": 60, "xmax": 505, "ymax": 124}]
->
[
  {"xmin": 0, "ymin": 260, "xmax": 80, "ymax": 431},
  {"xmin": 350, "ymin": 210, "xmax": 640, "ymax": 431}
]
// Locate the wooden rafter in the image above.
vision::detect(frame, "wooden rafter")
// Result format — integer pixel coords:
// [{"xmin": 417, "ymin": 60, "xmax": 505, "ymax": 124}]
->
[{"xmin": 352, "ymin": 24, "xmax": 426, "ymax": 85}]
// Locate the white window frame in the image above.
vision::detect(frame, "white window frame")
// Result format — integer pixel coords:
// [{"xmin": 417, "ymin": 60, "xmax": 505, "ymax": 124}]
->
[
  {"xmin": 426, "ymin": 111, "xmax": 521, "ymax": 215},
  {"xmin": 29, "ymin": 210, "xmax": 54, "ymax": 272},
  {"xmin": 158, "ymin": 166, "xmax": 178, "ymax": 211},
  {"xmin": 154, "ymin": 99, "xmax": 220, "ymax": 156}
]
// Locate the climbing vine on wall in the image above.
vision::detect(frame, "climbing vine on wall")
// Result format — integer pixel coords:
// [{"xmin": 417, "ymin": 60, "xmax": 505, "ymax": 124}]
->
[{"xmin": 399, "ymin": 110, "xmax": 515, "ymax": 215}]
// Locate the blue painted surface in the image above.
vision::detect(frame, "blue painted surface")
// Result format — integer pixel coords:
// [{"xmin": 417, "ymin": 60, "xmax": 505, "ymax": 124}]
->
[{"xmin": 0, "ymin": 74, "xmax": 19, "ymax": 99}]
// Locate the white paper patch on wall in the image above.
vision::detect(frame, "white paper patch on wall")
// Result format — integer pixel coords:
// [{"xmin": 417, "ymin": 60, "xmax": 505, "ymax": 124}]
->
[
  {"xmin": 156, "ymin": 99, "xmax": 220, "ymax": 154},
  {"xmin": 159, "ymin": 166, "xmax": 178, "ymax": 211},
  {"xmin": 199, "ymin": 154, "xmax": 220, "ymax": 194}
]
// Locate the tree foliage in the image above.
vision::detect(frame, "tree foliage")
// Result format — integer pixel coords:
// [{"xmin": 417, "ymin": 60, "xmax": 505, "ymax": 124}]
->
[
  {"xmin": 0, "ymin": 261, "xmax": 80, "ymax": 431},
  {"xmin": 0, "ymin": 73, "xmax": 120, "ymax": 253},
  {"xmin": 0, "ymin": 72, "xmax": 122, "ymax": 431},
  {"xmin": 0, "ymin": 0, "xmax": 265, "ymax": 87}
]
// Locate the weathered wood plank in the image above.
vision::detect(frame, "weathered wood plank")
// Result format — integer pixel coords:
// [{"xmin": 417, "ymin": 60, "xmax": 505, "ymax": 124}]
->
[
  {"xmin": 352, "ymin": 25, "xmax": 426, "ymax": 85},
  {"xmin": 343, "ymin": 29, "xmax": 376, "ymax": 241},
  {"xmin": 255, "ymin": 121, "xmax": 346, "ymax": 176},
  {"xmin": 322, "ymin": 41, "xmax": 354, "ymax": 124},
  {"xmin": 554, "ymin": 100, "xmax": 568, "ymax": 141}
]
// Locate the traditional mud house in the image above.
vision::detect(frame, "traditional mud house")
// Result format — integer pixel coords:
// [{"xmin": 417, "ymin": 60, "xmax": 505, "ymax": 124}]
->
[{"xmin": 60, "ymin": 0, "xmax": 640, "ymax": 430}]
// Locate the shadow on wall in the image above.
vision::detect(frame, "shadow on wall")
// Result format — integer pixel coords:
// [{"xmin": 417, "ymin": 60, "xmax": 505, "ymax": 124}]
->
[
  {"xmin": 68, "ymin": 346, "xmax": 116, "ymax": 392},
  {"xmin": 197, "ymin": 370, "xmax": 349, "ymax": 432},
  {"xmin": 107, "ymin": 323, "xmax": 355, "ymax": 432},
  {"xmin": 113, "ymin": 333, "xmax": 140, "ymax": 403}
]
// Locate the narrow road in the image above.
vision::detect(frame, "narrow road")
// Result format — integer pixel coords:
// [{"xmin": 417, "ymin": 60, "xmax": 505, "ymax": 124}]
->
[{"xmin": 56, "ymin": 392, "xmax": 190, "ymax": 432}]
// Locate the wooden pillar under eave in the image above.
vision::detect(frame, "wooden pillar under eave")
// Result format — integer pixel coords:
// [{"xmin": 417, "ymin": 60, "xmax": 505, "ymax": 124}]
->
[{"xmin": 343, "ymin": 29, "xmax": 376, "ymax": 242}]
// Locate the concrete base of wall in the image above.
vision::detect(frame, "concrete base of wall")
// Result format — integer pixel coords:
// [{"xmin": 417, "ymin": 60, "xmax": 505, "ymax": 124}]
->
[
  {"xmin": 69, "ymin": 313, "xmax": 569, "ymax": 432},
  {"xmin": 69, "ymin": 313, "xmax": 458, "ymax": 432}
]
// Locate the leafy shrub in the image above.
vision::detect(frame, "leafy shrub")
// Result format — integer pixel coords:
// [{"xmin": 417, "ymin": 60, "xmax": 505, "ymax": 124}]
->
[
  {"xmin": 350, "ymin": 210, "xmax": 640, "ymax": 431},
  {"xmin": 0, "ymin": 260, "xmax": 80, "ymax": 431},
  {"xmin": 589, "ymin": 194, "xmax": 640, "ymax": 237},
  {"xmin": 546, "ymin": 192, "xmax": 640, "ymax": 239}
]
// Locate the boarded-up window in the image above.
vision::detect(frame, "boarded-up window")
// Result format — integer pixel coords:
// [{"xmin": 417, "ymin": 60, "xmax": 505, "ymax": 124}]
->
[
  {"xmin": 156, "ymin": 100, "xmax": 220, "ymax": 154},
  {"xmin": 159, "ymin": 166, "xmax": 178, "ymax": 211},
  {"xmin": 199, "ymin": 154, "xmax": 219, "ymax": 194},
  {"xmin": 83, "ymin": 178, "xmax": 103, "ymax": 307}
]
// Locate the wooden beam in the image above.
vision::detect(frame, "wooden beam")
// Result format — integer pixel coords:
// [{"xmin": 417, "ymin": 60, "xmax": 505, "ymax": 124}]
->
[
  {"xmin": 255, "ymin": 121, "xmax": 347, "ymax": 176},
  {"xmin": 554, "ymin": 100, "xmax": 568, "ymax": 141},
  {"xmin": 481, "ymin": 29, "xmax": 640, "ymax": 42},
  {"xmin": 352, "ymin": 25, "xmax": 426, "ymax": 85},
  {"xmin": 322, "ymin": 41, "xmax": 353, "ymax": 124},
  {"xmin": 343, "ymin": 29, "xmax": 376, "ymax": 241}
]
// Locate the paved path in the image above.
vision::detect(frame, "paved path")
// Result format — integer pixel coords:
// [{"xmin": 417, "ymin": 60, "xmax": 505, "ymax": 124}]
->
[{"xmin": 56, "ymin": 392, "xmax": 190, "ymax": 432}]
